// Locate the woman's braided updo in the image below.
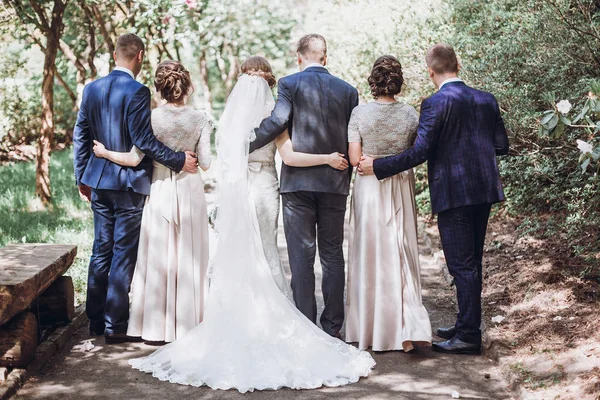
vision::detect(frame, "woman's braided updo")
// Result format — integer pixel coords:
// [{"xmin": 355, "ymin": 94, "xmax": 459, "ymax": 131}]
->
[
  {"xmin": 240, "ymin": 56, "xmax": 277, "ymax": 88},
  {"xmin": 368, "ymin": 55, "xmax": 405, "ymax": 98},
  {"xmin": 154, "ymin": 60, "xmax": 193, "ymax": 103}
]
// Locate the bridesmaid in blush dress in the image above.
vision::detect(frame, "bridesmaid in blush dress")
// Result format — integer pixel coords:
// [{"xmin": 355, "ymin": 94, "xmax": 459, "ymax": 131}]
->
[
  {"xmin": 93, "ymin": 60, "xmax": 214, "ymax": 343},
  {"xmin": 346, "ymin": 55, "xmax": 432, "ymax": 352}
]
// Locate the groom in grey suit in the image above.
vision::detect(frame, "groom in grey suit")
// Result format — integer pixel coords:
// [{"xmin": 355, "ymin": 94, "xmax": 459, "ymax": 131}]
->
[{"xmin": 250, "ymin": 34, "xmax": 358, "ymax": 338}]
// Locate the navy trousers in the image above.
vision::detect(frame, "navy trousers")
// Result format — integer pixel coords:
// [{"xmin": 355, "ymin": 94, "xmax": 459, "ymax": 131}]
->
[
  {"xmin": 282, "ymin": 191, "xmax": 347, "ymax": 337},
  {"xmin": 87, "ymin": 189, "xmax": 145, "ymax": 335},
  {"xmin": 437, "ymin": 203, "xmax": 492, "ymax": 345}
]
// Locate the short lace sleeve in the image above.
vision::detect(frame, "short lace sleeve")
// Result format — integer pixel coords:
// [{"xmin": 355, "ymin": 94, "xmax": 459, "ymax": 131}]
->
[
  {"xmin": 406, "ymin": 106, "xmax": 419, "ymax": 146},
  {"xmin": 195, "ymin": 111, "xmax": 215, "ymax": 168},
  {"xmin": 348, "ymin": 107, "xmax": 361, "ymax": 143}
]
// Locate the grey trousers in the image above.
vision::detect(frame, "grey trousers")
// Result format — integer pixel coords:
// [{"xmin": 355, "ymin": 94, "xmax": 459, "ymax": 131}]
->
[{"xmin": 281, "ymin": 191, "xmax": 347, "ymax": 336}]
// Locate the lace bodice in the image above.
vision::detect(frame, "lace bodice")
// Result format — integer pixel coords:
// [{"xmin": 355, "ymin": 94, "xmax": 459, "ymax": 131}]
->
[
  {"xmin": 348, "ymin": 102, "xmax": 418, "ymax": 157},
  {"xmin": 151, "ymin": 105, "xmax": 214, "ymax": 168},
  {"xmin": 248, "ymin": 141, "xmax": 276, "ymax": 164}
]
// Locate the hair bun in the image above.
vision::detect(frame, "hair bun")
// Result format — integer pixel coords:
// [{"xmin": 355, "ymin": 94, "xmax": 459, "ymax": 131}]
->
[
  {"xmin": 368, "ymin": 55, "xmax": 404, "ymax": 98},
  {"xmin": 154, "ymin": 60, "xmax": 192, "ymax": 103}
]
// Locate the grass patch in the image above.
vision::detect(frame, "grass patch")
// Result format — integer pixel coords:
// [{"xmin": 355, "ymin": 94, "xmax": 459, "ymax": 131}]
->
[{"xmin": 0, "ymin": 149, "xmax": 93, "ymax": 304}]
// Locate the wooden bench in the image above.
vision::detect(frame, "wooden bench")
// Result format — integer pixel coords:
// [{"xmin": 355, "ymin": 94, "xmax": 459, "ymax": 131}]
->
[{"xmin": 0, "ymin": 244, "xmax": 77, "ymax": 368}]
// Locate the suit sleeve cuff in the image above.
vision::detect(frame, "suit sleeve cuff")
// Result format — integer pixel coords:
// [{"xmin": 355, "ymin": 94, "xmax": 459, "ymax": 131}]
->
[
  {"xmin": 373, "ymin": 158, "xmax": 386, "ymax": 181},
  {"xmin": 174, "ymin": 152, "xmax": 186, "ymax": 172}
]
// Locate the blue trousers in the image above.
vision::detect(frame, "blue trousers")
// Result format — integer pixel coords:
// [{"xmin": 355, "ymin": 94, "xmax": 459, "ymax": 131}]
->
[
  {"xmin": 87, "ymin": 189, "xmax": 145, "ymax": 335},
  {"xmin": 437, "ymin": 203, "xmax": 492, "ymax": 345}
]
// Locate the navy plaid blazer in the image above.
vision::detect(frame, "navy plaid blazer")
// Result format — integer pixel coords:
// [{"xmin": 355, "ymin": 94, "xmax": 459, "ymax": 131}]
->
[{"xmin": 373, "ymin": 81, "xmax": 509, "ymax": 214}]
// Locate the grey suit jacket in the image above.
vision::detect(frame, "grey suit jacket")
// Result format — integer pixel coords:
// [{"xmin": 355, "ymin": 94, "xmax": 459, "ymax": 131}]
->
[{"xmin": 250, "ymin": 66, "xmax": 359, "ymax": 196}]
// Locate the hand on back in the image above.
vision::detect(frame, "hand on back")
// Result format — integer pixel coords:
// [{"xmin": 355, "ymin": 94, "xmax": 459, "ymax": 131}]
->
[
  {"xmin": 183, "ymin": 151, "xmax": 198, "ymax": 173},
  {"xmin": 327, "ymin": 153, "xmax": 349, "ymax": 170}
]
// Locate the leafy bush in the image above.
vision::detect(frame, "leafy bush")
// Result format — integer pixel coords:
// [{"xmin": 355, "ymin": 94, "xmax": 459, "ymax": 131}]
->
[{"xmin": 451, "ymin": 0, "xmax": 600, "ymax": 265}]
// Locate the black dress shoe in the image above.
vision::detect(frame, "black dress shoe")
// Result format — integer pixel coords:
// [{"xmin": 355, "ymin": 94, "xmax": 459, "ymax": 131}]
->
[
  {"xmin": 144, "ymin": 340, "xmax": 167, "ymax": 346},
  {"xmin": 436, "ymin": 326, "xmax": 456, "ymax": 340},
  {"xmin": 89, "ymin": 322, "xmax": 105, "ymax": 336},
  {"xmin": 432, "ymin": 337, "xmax": 481, "ymax": 355},
  {"xmin": 104, "ymin": 333, "xmax": 144, "ymax": 344}
]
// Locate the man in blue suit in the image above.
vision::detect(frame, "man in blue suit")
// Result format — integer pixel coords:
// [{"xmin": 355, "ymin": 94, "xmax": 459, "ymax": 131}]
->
[
  {"xmin": 360, "ymin": 44, "xmax": 509, "ymax": 354},
  {"xmin": 73, "ymin": 33, "xmax": 198, "ymax": 343}
]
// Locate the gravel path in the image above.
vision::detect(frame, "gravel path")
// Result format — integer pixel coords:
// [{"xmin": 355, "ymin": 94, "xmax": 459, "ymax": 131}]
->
[{"xmin": 14, "ymin": 169, "xmax": 511, "ymax": 400}]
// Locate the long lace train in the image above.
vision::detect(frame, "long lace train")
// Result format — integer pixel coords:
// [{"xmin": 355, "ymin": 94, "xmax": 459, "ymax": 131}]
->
[{"xmin": 129, "ymin": 75, "xmax": 375, "ymax": 392}]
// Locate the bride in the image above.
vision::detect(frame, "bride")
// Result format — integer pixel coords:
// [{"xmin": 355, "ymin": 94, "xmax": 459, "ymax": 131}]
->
[{"xmin": 129, "ymin": 57, "xmax": 375, "ymax": 392}]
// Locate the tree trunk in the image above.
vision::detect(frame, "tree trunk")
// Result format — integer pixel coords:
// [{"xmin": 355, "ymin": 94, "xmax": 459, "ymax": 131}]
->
[
  {"xmin": 0, "ymin": 312, "xmax": 38, "ymax": 367},
  {"xmin": 35, "ymin": 0, "xmax": 67, "ymax": 205},
  {"xmin": 199, "ymin": 51, "xmax": 213, "ymax": 113},
  {"xmin": 224, "ymin": 52, "xmax": 239, "ymax": 98}
]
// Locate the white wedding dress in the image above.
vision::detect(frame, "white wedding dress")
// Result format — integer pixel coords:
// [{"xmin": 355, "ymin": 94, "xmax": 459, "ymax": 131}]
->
[{"xmin": 129, "ymin": 74, "xmax": 375, "ymax": 393}]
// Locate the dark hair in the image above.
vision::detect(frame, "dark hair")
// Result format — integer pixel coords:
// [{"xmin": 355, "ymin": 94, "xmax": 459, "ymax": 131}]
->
[
  {"xmin": 154, "ymin": 60, "xmax": 193, "ymax": 103},
  {"xmin": 240, "ymin": 56, "xmax": 277, "ymax": 88},
  {"xmin": 115, "ymin": 33, "xmax": 145, "ymax": 61},
  {"xmin": 426, "ymin": 43, "xmax": 459, "ymax": 74},
  {"xmin": 296, "ymin": 34, "xmax": 327, "ymax": 63},
  {"xmin": 368, "ymin": 55, "xmax": 404, "ymax": 98}
]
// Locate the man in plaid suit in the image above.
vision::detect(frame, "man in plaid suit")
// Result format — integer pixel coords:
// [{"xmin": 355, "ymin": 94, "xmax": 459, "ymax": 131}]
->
[{"xmin": 359, "ymin": 44, "xmax": 509, "ymax": 354}]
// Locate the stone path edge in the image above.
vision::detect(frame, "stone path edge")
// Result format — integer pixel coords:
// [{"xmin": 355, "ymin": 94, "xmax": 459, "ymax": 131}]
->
[{"xmin": 0, "ymin": 304, "xmax": 88, "ymax": 400}]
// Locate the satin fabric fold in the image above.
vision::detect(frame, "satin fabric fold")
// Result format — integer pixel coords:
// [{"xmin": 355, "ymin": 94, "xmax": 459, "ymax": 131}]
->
[
  {"xmin": 127, "ymin": 162, "xmax": 209, "ymax": 342},
  {"xmin": 346, "ymin": 169, "xmax": 432, "ymax": 351}
]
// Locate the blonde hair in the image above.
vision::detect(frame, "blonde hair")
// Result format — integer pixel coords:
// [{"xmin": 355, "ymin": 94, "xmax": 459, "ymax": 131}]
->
[{"xmin": 426, "ymin": 44, "xmax": 459, "ymax": 74}]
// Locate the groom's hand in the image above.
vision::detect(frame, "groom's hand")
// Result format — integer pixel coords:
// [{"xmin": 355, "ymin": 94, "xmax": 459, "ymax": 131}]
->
[
  {"xmin": 183, "ymin": 151, "xmax": 199, "ymax": 173},
  {"xmin": 358, "ymin": 155, "xmax": 375, "ymax": 176},
  {"xmin": 78, "ymin": 184, "xmax": 92, "ymax": 202}
]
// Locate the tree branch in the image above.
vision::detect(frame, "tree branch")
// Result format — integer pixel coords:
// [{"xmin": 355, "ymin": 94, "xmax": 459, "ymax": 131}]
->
[
  {"xmin": 28, "ymin": 0, "xmax": 51, "ymax": 32},
  {"xmin": 55, "ymin": 68, "xmax": 77, "ymax": 103}
]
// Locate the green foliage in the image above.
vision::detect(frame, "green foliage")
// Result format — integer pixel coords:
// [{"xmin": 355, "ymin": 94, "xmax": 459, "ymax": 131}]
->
[
  {"xmin": 0, "ymin": 150, "xmax": 93, "ymax": 302},
  {"xmin": 0, "ymin": 0, "xmax": 297, "ymax": 157},
  {"xmin": 539, "ymin": 83, "xmax": 600, "ymax": 173},
  {"xmin": 302, "ymin": 0, "xmax": 450, "ymax": 104},
  {"xmin": 452, "ymin": 0, "xmax": 600, "ymax": 262},
  {"xmin": 0, "ymin": 48, "xmax": 76, "ymax": 157}
]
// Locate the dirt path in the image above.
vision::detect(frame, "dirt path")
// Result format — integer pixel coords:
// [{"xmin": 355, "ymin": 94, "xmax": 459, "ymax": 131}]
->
[{"xmin": 14, "ymin": 169, "xmax": 511, "ymax": 399}]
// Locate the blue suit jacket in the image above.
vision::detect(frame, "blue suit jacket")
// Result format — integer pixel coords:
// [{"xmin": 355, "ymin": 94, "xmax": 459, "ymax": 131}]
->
[
  {"xmin": 250, "ymin": 66, "xmax": 358, "ymax": 196},
  {"xmin": 73, "ymin": 70, "xmax": 185, "ymax": 195},
  {"xmin": 373, "ymin": 81, "xmax": 509, "ymax": 214}
]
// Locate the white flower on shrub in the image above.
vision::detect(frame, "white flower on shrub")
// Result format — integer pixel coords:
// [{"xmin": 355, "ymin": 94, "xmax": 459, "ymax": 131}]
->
[
  {"xmin": 556, "ymin": 100, "xmax": 573, "ymax": 114},
  {"xmin": 576, "ymin": 139, "xmax": 594, "ymax": 155},
  {"xmin": 556, "ymin": 100, "xmax": 572, "ymax": 114}
]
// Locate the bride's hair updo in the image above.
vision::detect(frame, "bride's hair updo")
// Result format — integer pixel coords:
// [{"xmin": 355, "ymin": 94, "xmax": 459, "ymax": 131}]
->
[
  {"xmin": 368, "ymin": 55, "xmax": 404, "ymax": 98},
  {"xmin": 240, "ymin": 56, "xmax": 277, "ymax": 88},
  {"xmin": 154, "ymin": 60, "xmax": 193, "ymax": 103}
]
